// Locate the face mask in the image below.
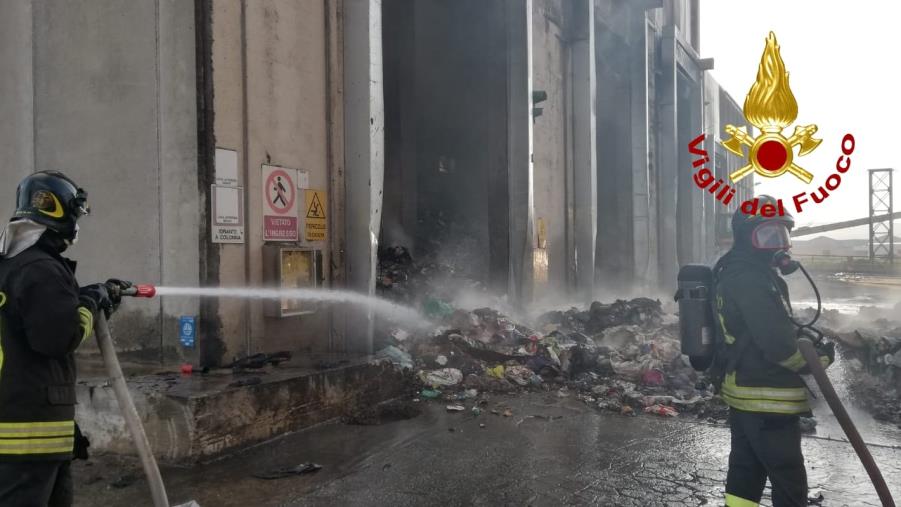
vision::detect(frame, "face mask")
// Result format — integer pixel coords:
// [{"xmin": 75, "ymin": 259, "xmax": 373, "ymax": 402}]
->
[{"xmin": 751, "ymin": 221, "xmax": 792, "ymax": 250}]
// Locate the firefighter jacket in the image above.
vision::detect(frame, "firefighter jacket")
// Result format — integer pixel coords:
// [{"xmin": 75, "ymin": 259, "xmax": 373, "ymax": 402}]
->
[
  {"xmin": 0, "ymin": 243, "xmax": 92, "ymax": 461},
  {"xmin": 715, "ymin": 251, "xmax": 824, "ymax": 416}
]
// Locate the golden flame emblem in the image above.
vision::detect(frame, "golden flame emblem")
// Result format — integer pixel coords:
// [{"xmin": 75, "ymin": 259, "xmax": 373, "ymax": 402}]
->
[{"xmin": 722, "ymin": 32, "xmax": 821, "ymax": 183}]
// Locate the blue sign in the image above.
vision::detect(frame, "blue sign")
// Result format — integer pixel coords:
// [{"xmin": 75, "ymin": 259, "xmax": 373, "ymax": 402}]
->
[{"xmin": 179, "ymin": 316, "xmax": 196, "ymax": 348}]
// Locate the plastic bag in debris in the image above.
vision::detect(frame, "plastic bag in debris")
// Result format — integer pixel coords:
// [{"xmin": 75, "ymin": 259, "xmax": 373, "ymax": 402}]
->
[
  {"xmin": 487, "ymin": 365, "xmax": 506, "ymax": 379},
  {"xmin": 505, "ymin": 365, "xmax": 535, "ymax": 386},
  {"xmin": 376, "ymin": 345, "xmax": 414, "ymax": 370},
  {"xmin": 420, "ymin": 368, "xmax": 464, "ymax": 387},
  {"xmin": 644, "ymin": 404, "xmax": 678, "ymax": 417},
  {"xmin": 611, "ymin": 356, "xmax": 662, "ymax": 381}
]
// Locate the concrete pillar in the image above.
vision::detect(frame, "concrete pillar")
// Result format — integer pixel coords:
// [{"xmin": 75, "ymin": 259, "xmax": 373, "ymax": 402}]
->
[
  {"xmin": 0, "ymin": 0, "xmax": 35, "ymax": 199},
  {"xmin": 657, "ymin": 25, "xmax": 679, "ymax": 287},
  {"xmin": 506, "ymin": 0, "xmax": 534, "ymax": 305},
  {"xmin": 628, "ymin": 4, "xmax": 657, "ymax": 288},
  {"xmin": 343, "ymin": 0, "xmax": 384, "ymax": 352},
  {"xmin": 158, "ymin": 0, "xmax": 200, "ymax": 361},
  {"xmin": 569, "ymin": 0, "xmax": 596, "ymax": 300}
]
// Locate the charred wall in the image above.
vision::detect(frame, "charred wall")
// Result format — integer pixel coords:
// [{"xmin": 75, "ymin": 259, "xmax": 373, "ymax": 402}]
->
[{"xmin": 382, "ymin": 0, "xmax": 509, "ymax": 292}]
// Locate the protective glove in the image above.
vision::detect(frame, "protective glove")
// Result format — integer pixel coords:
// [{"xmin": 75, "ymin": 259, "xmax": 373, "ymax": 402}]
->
[
  {"xmin": 79, "ymin": 283, "xmax": 113, "ymax": 318},
  {"xmin": 816, "ymin": 341, "xmax": 835, "ymax": 369},
  {"xmin": 104, "ymin": 279, "xmax": 133, "ymax": 308}
]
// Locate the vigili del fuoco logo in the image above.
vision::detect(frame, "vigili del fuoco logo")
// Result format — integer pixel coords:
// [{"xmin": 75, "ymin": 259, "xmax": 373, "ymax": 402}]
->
[{"xmin": 688, "ymin": 32, "xmax": 856, "ymax": 216}]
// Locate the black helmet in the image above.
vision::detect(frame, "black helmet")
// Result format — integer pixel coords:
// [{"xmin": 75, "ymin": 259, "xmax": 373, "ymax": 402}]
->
[
  {"xmin": 731, "ymin": 195, "xmax": 794, "ymax": 251},
  {"xmin": 13, "ymin": 171, "xmax": 89, "ymax": 241}
]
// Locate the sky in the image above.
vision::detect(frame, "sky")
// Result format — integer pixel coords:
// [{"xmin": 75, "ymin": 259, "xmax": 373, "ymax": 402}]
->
[{"xmin": 701, "ymin": 1, "xmax": 901, "ymax": 239}]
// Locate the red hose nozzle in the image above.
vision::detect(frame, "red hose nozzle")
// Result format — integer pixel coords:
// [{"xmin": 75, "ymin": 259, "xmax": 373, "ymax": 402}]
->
[{"xmin": 123, "ymin": 284, "xmax": 156, "ymax": 298}]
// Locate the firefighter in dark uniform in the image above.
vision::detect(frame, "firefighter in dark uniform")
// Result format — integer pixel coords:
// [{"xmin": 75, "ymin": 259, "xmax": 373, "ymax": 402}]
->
[
  {"xmin": 715, "ymin": 196, "xmax": 834, "ymax": 507},
  {"xmin": 0, "ymin": 171, "xmax": 127, "ymax": 506}
]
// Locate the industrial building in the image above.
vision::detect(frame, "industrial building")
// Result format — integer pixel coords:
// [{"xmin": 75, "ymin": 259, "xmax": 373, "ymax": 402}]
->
[{"xmin": 0, "ymin": 0, "xmax": 751, "ymax": 372}]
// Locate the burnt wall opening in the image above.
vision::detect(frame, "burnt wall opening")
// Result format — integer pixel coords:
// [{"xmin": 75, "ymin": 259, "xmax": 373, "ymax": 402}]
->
[
  {"xmin": 381, "ymin": 0, "xmax": 509, "ymax": 301},
  {"xmin": 595, "ymin": 24, "xmax": 634, "ymax": 290}
]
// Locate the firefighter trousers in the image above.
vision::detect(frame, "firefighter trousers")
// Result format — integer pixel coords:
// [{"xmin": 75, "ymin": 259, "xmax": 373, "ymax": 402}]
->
[
  {"xmin": 0, "ymin": 460, "xmax": 73, "ymax": 507},
  {"xmin": 726, "ymin": 408, "xmax": 807, "ymax": 507}
]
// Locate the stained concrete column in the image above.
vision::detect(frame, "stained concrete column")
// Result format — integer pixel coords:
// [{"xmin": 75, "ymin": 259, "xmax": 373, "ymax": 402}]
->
[
  {"xmin": 656, "ymin": 25, "xmax": 679, "ymax": 287},
  {"xmin": 506, "ymin": 0, "xmax": 534, "ymax": 305},
  {"xmin": 628, "ymin": 4, "xmax": 657, "ymax": 288},
  {"xmin": 344, "ymin": 0, "xmax": 384, "ymax": 352},
  {"xmin": 158, "ymin": 0, "xmax": 200, "ymax": 361},
  {"xmin": 0, "ymin": 0, "xmax": 35, "ymax": 199},
  {"xmin": 570, "ymin": 0, "xmax": 596, "ymax": 300}
]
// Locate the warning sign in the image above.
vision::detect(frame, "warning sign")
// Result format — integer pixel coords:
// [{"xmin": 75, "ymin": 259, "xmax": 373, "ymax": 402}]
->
[
  {"xmin": 262, "ymin": 165, "xmax": 298, "ymax": 241},
  {"xmin": 304, "ymin": 189, "xmax": 327, "ymax": 242}
]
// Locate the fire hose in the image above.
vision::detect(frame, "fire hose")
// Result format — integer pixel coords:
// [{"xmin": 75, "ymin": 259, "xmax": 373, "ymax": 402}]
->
[
  {"xmin": 784, "ymin": 258, "xmax": 896, "ymax": 506},
  {"xmin": 94, "ymin": 283, "xmax": 196, "ymax": 507}
]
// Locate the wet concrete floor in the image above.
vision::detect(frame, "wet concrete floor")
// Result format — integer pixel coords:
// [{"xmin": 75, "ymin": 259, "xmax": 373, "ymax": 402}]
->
[{"xmin": 74, "ymin": 391, "xmax": 901, "ymax": 506}]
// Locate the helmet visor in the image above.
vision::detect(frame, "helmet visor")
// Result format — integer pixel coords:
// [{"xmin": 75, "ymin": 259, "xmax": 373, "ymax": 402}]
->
[{"xmin": 752, "ymin": 221, "xmax": 792, "ymax": 250}]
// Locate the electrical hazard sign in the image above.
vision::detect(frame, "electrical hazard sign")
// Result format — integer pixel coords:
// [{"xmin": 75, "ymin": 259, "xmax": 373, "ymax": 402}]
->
[
  {"xmin": 304, "ymin": 189, "xmax": 327, "ymax": 242},
  {"xmin": 262, "ymin": 165, "xmax": 299, "ymax": 242}
]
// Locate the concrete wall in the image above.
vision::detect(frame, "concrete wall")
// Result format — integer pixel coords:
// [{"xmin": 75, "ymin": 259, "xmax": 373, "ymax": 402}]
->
[
  {"xmin": 210, "ymin": 0, "xmax": 333, "ymax": 360},
  {"xmin": 531, "ymin": 0, "xmax": 568, "ymax": 297},
  {"xmin": 0, "ymin": 0, "xmax": 200, "ymax": 367}
]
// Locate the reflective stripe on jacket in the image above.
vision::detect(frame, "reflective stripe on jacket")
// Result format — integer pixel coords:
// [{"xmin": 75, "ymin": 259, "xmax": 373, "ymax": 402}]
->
[
  {"xmin": 0, "ymin": 244, "xmax": 90, "ymax": 461},
  {"xmin": 715, "ymin": 251, "xmax": 811, "ymax": 416}
]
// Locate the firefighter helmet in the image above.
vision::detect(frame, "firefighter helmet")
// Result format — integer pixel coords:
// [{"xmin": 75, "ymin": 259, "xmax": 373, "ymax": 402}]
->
[{"xmin": 13, "ymin": 171, "xmax": 89, "ymax": 241}]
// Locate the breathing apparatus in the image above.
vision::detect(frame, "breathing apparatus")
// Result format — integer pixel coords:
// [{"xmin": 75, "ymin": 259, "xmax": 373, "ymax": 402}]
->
[{"xmin": 676, "ymin": 196, "xmax": 826, "ymax": 370}]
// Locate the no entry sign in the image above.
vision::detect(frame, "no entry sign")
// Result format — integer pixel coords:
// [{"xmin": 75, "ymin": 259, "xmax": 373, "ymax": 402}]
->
[{"xmin": 262, "ymin": 165, "xmax": 299, "ymax": 241}]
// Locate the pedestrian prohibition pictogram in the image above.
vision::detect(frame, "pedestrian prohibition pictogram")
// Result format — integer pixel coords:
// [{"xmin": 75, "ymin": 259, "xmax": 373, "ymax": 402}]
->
[
  {"xmin": 262, "ymin": 165, "xmax": 299, "ymax": 242},
  {"xmin": 265, "ymin": 169, "xmax": 296, "ymax": 214}
]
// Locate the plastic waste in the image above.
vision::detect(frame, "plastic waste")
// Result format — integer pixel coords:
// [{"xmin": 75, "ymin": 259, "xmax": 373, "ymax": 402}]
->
[
  {"xmin": 421, "ymin": 368, "xmax": 463, "ymax": 387},
  {"xmin": 420, "ymin": 389, "xmax": 441, "ymax": 399},
  {"xmin": 644, "ymin": 404, "xmax": 679, "ymax": 417},
  {"xmin": 446, "ymin": 405, "xmax": 465, "ymax": 412},
  {"xmin": 376, "ymin": 345, "xmax": 413, "ymax": 370}
]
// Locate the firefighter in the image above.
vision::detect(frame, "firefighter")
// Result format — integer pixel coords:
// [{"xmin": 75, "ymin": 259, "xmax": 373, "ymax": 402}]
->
[
  {"xmin": 714, "ymin": 195, "xmax": 834, "ymax": 507},
  {"xmin": 0, "ymin": 171, "xmax": 128, "ymax": 506}
]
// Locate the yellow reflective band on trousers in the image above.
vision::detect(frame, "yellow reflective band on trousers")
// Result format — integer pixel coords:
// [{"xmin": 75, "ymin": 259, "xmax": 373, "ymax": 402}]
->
[
  {"xmin": 78, "ymin": 306, "xmax": 93, "ymax": 345},
  {"xmin": 0, "ymin": 421, "xmax": 75, "ymax": 455},
  {"xmin": 725, "ymin": 493, "xmax": 758, "ymax": 507},
  {"xmin": 721, "ymin": 372, "xmax": 809, "ymax": 414},
  {"xmin": 778, "ymin": 349, "xmax": 806, "ymax": 372}
]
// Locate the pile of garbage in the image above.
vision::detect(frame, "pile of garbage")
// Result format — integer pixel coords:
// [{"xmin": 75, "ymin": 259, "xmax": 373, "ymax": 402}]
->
[
  {"xmin": 795, "ymin": 304, "xmax": 901, "ymax": 424},
  {"xmin": 375, "ymin": 297, "xmax": 728, "ymax": 422}
]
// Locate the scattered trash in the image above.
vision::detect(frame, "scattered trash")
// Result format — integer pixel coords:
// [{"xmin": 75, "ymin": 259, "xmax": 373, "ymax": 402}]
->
[
  {"xmin": 253, "ymin": 463, "xmax": 322, "ymax": 480},
  {"xmin": 420, "ymin": 389, "xmax": 441, "ymax": 399},
  {"xmin": 436, "ymin": 355, "xmax": 448, "ymax": 366},
  {"xmin": 471, "ymin": 407, "xmax": 482, "ymax": 416},
  {"xmin": 502, "ymin": 409, "xmax": 513, "ymax": 418},
  {"xmin": 376, "ymin": 345, "xmax": 414, "ymax": 370},
  {"xmin": 479, "ymin": 423, "xmax": 486, "ymax": 429},
  {"xmin": 487, "ymin": 365, "xmax": 505, "ymax": 379},
  {"xmin": 644, "ymin": 404, "xmax": 679, "ymax": 417},
  {"xmin": 446, "ymin": 405, "xmax": 465, "ymax": 412},
  {"xmin": 421, "ymin": 368, "xmax": 463, "ymax": 387}
]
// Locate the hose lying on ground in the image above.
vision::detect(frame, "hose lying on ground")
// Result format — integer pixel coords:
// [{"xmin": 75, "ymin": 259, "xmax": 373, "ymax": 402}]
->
[{"xmin": 798, "ymin": 337, "xmax": 896, "ymax": 507}]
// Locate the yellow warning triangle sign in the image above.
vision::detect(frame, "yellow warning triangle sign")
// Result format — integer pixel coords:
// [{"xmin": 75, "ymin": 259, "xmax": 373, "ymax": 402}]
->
[{"xmin": 306, "ymin": 192, "xmax": 326, "ymax": 219}]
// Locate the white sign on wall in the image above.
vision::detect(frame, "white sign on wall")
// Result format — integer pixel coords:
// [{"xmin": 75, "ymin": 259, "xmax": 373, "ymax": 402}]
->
[
  {"xmin": 211, "ymin": 185, "xmax": 244, "ymax": 243},
  {"xmin": 215, "ymin": 148, "xmax": 239, "ymax": 187}
]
